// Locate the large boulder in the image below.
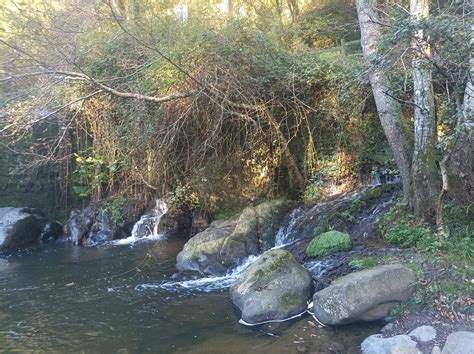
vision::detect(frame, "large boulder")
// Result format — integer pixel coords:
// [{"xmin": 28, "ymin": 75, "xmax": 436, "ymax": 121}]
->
[
  {"xmin": 442, "ymin": 331, "xmax": 474, "ymax": 354},
  {"xmin": 230, "ymin": 249, "xmax": 312, "ymax": 324},
  {"xmin": 176, "ymin": 200, "xmax": 292, "ymax": 274},
  {"xmin": 0, "ymin": 207, "xmax": 45, "ymax": 251},
  {"xmin": 312, "ymin": 264, "xmax": 416, "ymax": 325}
]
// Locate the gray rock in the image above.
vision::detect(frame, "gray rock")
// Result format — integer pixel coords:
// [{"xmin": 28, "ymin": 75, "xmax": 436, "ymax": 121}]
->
[
  {"xmin": 361, "ymin": 334, "xmax": 419, "ymax": 354},
  {"xmin": 312, "ymin": 264, "xmax": 416, "ymax": 325},
  {"xmin": 87, "ymin": 208, "xmax": 121, "ymax": 244},
  {"xmin": 442, "ymin": 331, "xmax": 474, "ymax": 354},
  {"xmin": 66, "ymin": 207, "xmax": 95, "ymax": 245},
  {"xmin": 432, "ymin": 345, "xmax": 442, "ymax": 354},
  {"xmin": 381, "ymin": 323, "xmax": 394, "ymax": 333},
  {"xmin": 392, "ymin": 345, "xmax": 422, "ymax": 354},
  {"xmin": 230, "ymin": 249, "xmax": 312, "ymax": 324},
  {"xmin": 0, "ymin": 207, "xmax": 45, "ymax": 251},
  {"xmin": 176, "ymin": 200, "xmax": 292, "ymax": 275},
  {"xmin": 66, "ymin": 207, "xmax": 125, "ymax": 245},
  {"xmin": 410, "ymin": 325, "xmax": 437, "ymax": 342}
]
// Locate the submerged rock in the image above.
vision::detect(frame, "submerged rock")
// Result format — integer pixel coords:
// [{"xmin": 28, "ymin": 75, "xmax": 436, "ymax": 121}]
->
[
  {"xmin": 230, "ymin": 249, "xmax": 312, "ymax": 324},
  {"xmin": 312, "ymin": 264, "xmax": 416, "ymax": 325},
  {"xmin": 361, "ymin": 334, "xmax": 419, "ymax": 354},
  {"xmin": 176, "ymin": 200, "xmax": 292, "ymax": 274},
  {"xmin": 442, "ymin": 331, "xmax": 474, "ymax": 354},
  {"xmin": 0, "ymin": 207, "xmax": 45, "ymax": 251}
]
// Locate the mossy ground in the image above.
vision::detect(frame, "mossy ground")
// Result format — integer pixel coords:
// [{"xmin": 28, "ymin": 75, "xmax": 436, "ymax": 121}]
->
[
  {"xmin": 368, "ymin": 201, "xmax": 473, "ymax": 322},
  {"xmin": 306, "ymin": 230, "xmax": 352, "ymax": 258}
]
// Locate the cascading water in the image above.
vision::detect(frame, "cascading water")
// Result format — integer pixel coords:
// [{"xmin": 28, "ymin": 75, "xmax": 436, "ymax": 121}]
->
[
  {"xmin": 273, "ymin": 208, "xmax": 304, "ymax": 248},
  {"xmin": 113, "ymin": 199, "xmax": 168, "ymax": 245},
  {"xmin": 135, "ymin": 255, "xmax": 258, "ymax": 293},
  {"xmin": 136, "ymin": 185, "xmax": 398, "ymax": 294}
]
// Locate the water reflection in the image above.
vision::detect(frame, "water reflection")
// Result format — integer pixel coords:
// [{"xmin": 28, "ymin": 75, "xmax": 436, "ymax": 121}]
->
[{"xmin": 0, "ymin": 240, "xmax": 380, "ymax": 353}]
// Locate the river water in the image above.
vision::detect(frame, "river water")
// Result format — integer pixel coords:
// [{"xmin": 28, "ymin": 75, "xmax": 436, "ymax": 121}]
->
[{"xmin": 0, "ymin": 237, "xmax": 381, "ymax": 353}]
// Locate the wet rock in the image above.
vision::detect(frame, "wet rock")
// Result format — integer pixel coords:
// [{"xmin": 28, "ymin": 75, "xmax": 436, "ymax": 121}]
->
[
  {"xmin": 0, "ymin": 207, "xmax": 45, "ymax": 251},
  {"xmin": 361, "ymin": 334, "xmax": 419, "ymax": 354},
  {"xmin": 66, "ymin": 206, "xmax": 125, "ymax": 245},
  {"xmin": 230, "ymin": 249, "xmax": 312, "ymax": 324},
  {"xmin": 87, "ymin": 208, "xmax": 124, "ymax": 244},
  {"xmin": 441, "ymin": 331, "xmax": 474, "ymax": 354},
  {"xmin": 40, "ymin": 221, "xmax": 64, "ymax": 241},
  {"xmin": 160, "ymin": 206, "xmax": 193, "ymax": 238},
  {"xmin": 66, "ymin": 207, "xmax": 95, "ymax": 245},
  {"xmin": 409, "ymin": 325, "xmax": 437, "ymax": 342},
  {"xmin": 176, "ymin": 200, "xmax": 292, "ymax": 274},
  {"xmin": 312, "ymin": 264, "xmax": 416, "ymax": 325}
]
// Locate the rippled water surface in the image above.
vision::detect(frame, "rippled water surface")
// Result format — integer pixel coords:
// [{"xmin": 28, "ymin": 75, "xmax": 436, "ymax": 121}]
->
[{"xmin": 0, "ymin": 239, "xmax": 381, "ymax": 353}]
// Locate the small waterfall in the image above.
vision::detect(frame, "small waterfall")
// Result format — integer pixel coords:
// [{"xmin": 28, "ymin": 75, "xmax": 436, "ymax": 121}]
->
[
  {"xmin": 113, "ymin": 199, "xmax": 168, "ymax": 245},
  {"xmin": 273, "ymin": 208, "xmax": 304, "ymax": 248},
  {"xmin": 135, "ymin": 255, "xmax": 258, "ymax": 293},
  {"xmin": 305, "ymin": 258, "xmax": 343, "ymax": 278}
]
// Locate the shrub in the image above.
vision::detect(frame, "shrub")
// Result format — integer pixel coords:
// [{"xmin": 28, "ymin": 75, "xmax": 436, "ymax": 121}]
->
[{"xmin": 306, "ymin": 230, "xmax": 352, "ymax": 257}]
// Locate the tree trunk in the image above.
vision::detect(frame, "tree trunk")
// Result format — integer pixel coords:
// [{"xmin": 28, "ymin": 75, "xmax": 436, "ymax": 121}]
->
[
  {"xmin": 410, "ymin": 0, "xmax": 440, "ymax": 220},
  {"xmin": 446, "ymin": 24, "xmax": 474, "ymax": 204},
  {"xmin": 267, "ymin": 113, "xmax": 305, "ymax": 191},
  {"xmin": 356, "ymin": 0, "xmax": 414, "ymax": 205}
]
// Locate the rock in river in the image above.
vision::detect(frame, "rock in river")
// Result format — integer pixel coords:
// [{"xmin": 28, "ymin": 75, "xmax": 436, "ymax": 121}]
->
[
  {"xmin": 230, "ymin": 249, "xmax": 313, "ymax": 324},
  {"xmin": 312, "ymin": 264, "xmax": 416, "ymax": 325},
  {"xmin": 176, "ymin": 200, "xmax": 292, "ymax": 275},
  {"xmin": 0, "ymin": 207, "xmax": 45, "ymax": 251}
]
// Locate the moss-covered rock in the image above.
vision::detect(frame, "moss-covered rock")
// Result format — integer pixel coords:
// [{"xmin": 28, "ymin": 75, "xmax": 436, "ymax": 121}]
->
[
  {"xmin": 176, "ymin": 200, "xmax": 293, "ymax": 275},
  {"xmin": 230, "ymin": 249, "xmax": 312, "ymax": 324},
  {"xmin": 306, "ymin": 230, "xmax": 352, "ymax": 258}
]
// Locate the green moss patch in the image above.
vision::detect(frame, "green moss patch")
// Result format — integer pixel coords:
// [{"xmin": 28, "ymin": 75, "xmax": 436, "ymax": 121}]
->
[
  {"xmin": 349, "ymin": 256, "xmax": 377, "ymax": 270},
  {"xmin": 306, "ymin": 230, "xmax": 352, "ymax": 258}
]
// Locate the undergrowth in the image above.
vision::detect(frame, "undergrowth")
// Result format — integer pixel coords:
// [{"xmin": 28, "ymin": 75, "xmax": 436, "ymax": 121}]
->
[{"xmin": 379, "ymin": 202, "xmax": 474, "ymax": 262}]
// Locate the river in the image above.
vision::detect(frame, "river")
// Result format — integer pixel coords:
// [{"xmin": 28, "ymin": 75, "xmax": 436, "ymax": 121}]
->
[{"xmin": 0, "ymin": 235, "xmax": 382, "ymax": 353}]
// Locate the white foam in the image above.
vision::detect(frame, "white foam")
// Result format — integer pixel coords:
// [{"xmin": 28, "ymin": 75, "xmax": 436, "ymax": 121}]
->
[
  {"xmin": 135, "ymin": 255, "xmax": 258, "ymax": 293},
  {"xmin": 111, "ymin": 233, "xmax": 165, "ymax": 246}
]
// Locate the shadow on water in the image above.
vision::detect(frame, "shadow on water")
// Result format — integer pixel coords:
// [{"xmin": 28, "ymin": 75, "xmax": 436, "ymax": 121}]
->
[{"xmin": 0, "ymin": 234, "xmax": 382, "ymax": 353}]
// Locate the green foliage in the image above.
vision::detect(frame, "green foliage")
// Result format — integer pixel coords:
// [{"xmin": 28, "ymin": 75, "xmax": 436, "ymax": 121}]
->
[
  {"xmin": 380, "ymin": 202, "xmax": 474, "ymax": 262},
  {"xmin": 72, "ymin": 151, "xmax": 128, "ymax": 198},
  {"xmin": 168, "ymin": 184, "xmax": 200, "ymax": 211},
  {"xmin": 306, "ymin": 230, "xmax": 352, "ymax": 258},
  {"xmin": 103, "ymin": 197, "xmax": 127, "ymax": 224},
  {"xmin": 349, "ymin": 256, "xmax": 377, "ymax": 270},
  {"xmin": 379, "ymin": 203, "xmax": 433, "ymax": 248}
]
